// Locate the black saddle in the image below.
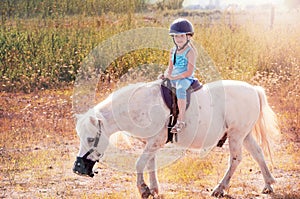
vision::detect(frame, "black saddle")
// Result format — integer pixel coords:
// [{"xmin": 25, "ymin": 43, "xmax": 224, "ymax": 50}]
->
[
  {"xmin": 161, "ymin": 78, "xmax": 202, "ymax": 111},
  {"xmin": 161, "ymin": 78, "xmax": 202, "ymax": 143}
]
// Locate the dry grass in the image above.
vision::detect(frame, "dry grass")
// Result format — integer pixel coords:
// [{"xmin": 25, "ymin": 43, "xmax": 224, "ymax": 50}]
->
[{"xmin": 1, "ymin": 10, "xmax": 299, "ymax": 199}]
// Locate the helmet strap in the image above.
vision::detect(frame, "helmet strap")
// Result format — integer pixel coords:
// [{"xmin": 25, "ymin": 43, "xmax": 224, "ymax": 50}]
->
[
  {"xmin": 172, "ymin": 35, "xmax": 190, "ymax": 65},
  {"xmin": 177, "ymin": 39, "xmax": 190, "ymax": 51}
]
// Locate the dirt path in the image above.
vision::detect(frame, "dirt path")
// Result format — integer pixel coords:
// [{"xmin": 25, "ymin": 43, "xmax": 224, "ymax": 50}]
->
[{"xmin": 1, "ymin": 135, "xmax": 299, "ymax": 199}]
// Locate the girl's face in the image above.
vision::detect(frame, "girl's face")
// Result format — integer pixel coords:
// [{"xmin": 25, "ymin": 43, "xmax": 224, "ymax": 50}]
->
[{"xmin": 173, "ymin": 34, "xmax": 189, "ymax": 48}]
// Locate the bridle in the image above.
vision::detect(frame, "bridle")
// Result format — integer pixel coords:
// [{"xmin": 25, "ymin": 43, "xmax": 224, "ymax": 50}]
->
[
  {"xmin": 82, "ymin": 120, "xmax": 104, "ymax": 160},
  {"xmin": 73, "ymin": 119, "xmax": 104, "ymax": 177}
]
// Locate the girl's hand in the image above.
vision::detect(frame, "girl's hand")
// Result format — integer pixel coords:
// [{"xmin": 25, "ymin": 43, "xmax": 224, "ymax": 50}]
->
[{"xmin": 165, "ymin": 74, "xmax": 173, "ymax": 80}]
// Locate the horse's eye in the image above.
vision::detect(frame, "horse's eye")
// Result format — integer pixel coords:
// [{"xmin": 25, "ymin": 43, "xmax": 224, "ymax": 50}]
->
[{"xmin": 87, "ymin": 138, "xmax": 95, "ymax": 143}]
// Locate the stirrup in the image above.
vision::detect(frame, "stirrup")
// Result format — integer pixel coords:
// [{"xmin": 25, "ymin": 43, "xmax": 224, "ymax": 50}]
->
[{"xmin": 171, "ymin": 121, "xmax": 186, "ymax": 133}]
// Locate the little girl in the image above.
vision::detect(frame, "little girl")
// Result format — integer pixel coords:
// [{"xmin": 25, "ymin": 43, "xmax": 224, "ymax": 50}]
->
[{"xmin": 165, "ymin": 18, "xmax": 197, "ymax": 133}]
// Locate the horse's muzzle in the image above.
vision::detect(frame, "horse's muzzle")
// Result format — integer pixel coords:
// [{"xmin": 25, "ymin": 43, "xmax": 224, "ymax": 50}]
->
[{"xmin": 73, "ymin": 156, "xmax": 97, "ymax": 177}]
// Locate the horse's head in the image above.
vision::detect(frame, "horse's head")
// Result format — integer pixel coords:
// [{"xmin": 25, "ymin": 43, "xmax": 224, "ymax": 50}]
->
[{"xmin": 73, "ymin": 110, "xmax": 108, "ymax": 177}]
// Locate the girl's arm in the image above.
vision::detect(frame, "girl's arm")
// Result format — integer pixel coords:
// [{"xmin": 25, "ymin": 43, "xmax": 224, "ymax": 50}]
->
[{"xmin": 165, "ymin": 49, "xmax": 174, "ymax": 78}]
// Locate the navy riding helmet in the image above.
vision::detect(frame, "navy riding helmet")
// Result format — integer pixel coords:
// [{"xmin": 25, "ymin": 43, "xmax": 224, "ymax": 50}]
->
[{"xmin": 169, "ymin": 18, "xmax": 194, "ymax": 36}]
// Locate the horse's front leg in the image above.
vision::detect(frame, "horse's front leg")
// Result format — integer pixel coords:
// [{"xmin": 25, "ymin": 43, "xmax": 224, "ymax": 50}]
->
[
  {"xmin": 136, "ymin": 139, "xmax": 163, "ymax": 199},
  {"xmin": 136, "ymin": 152, "xmax": 153, "ymax": 199},
  {"xmin": 147, "ymin": 155, "xmax": 159, "ymax": 198}
]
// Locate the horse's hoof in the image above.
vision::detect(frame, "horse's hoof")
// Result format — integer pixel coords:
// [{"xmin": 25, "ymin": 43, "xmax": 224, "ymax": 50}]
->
[
  {"xmin": 139, "ymin": 183, "xmax": 151, "ymax": 198},
  {"xmin": 152, "ymin": 192, "xmax": 159, "ymax": 199},
  {"xmin": 153, "ymin": 194, "xmax": 160, "ymax": 199},
  {"xmin": 262, "ymin": 185, "xmax": 274, "ymax": 194},
  {"xmin": 150, "ymin": 189, "xmax": 159, "ymax": 199},
  {"xmin": 211, "ymin": 189, "xmax": 224, "ymax": 198}
]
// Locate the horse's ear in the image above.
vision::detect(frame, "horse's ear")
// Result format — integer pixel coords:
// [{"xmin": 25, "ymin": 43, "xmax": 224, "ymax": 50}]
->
[
  {"xmin": 95, "ymin": 111, "xmax": 106, "ymax": 122},
  {"xmin": 89, "ymin": 116, "xmax": 97, "ymax": 126}
]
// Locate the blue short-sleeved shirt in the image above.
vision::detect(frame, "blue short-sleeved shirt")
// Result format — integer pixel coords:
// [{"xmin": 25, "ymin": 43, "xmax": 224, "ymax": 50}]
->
[{"xmin": 171, "ymin": 47, "xmax": 194, "ymax": 79}]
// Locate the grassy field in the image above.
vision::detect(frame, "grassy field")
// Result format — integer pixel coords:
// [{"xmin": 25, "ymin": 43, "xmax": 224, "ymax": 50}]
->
[{"xmin": 1, "ymin": 3, "xmax": 300, "ymax": 199}]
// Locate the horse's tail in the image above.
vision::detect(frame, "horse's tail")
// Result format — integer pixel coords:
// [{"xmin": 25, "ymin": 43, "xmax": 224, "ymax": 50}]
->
[{"xmin": 253, "ymin": 86, "xmax": 280, "ymax": 165}]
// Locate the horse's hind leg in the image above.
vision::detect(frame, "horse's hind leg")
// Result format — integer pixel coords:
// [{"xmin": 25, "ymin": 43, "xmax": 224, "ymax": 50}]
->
[
  {"xmin": 212, "ymin": 134, "xmax": 243, "ymax": 197},
  {"xmin": 243, "ymin": 133, "xmax": 276, "ymax": 194}
]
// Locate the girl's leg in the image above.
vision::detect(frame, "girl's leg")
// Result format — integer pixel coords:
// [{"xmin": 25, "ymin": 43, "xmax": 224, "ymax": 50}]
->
[
  {"xmin": 177, "ymin": 99, "xmax": 186, "ymax": 121},
  {"xmin": 171, "ymin": 79, "xmax": 192, "ymax": 133}
]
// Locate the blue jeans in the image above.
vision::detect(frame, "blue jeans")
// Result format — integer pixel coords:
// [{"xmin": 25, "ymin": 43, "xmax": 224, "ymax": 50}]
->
[{"xmin": 171, "ymin": 78, "xmax": 193, "ymax": 99}]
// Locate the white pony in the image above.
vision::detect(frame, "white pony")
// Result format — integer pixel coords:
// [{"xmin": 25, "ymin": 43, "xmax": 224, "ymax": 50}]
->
[{"xmin": 73, "ymin": 79, "xmax": 279, "ymax": 198}]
